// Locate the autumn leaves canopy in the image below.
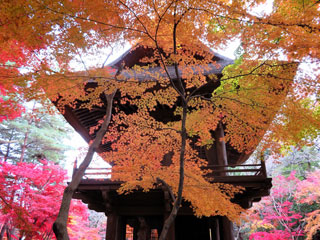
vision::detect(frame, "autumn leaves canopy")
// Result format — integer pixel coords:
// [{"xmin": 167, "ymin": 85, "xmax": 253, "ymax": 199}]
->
[{"xmin": 1, "ymin": 0, "xmax": 319, "ymax": 225}]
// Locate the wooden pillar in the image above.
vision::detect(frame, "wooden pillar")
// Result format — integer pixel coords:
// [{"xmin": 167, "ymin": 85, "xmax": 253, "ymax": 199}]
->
[
  {"xmin": 103, "ymin": 190, "xmax": 124, "ymax": 240},
  {"xmin": 106, "ymin": 213, "xmax": 122, "ymax": 240},
  {"xmin": 211, "ymin": 218, "xmax": 220, "ymax": 240},
  {"xmin": 220, "ymin": 217, "xmax": 234, "ymax": 240},
  {"xmin": 137, "ymin": 217, "xmax": 151, "ymax": 240},
  {"xmin": 214, "ymin": 122, "xmax": 228, "ymax": 176}
]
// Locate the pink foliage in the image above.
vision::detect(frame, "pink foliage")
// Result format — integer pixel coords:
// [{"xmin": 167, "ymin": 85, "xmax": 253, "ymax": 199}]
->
[
  {"xmin": 0, "ymin": 160, "xmax": 101, "ymax": 239},
  {"xmin": 0, "ymin": 40, "xmax": 29, "ymax": 66},
  {"xmin": 250, "ymin": 230, "xmax": 293, "ymax": 240},
  {"xmin": 246, "ymin": 171, "xmax": 307, "ymax": 240},
  {"xmin": 296, "ymin": 170, "xmax": 320, "ymax": 204}
]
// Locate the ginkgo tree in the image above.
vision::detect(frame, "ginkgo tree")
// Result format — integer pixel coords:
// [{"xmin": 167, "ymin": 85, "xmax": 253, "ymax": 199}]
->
[{"xmin": 0, "ymin": 1, "xmax": 319, "ymax": 240}]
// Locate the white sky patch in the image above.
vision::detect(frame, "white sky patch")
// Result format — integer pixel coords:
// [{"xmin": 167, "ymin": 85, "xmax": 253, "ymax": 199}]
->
[
  {"xmin": 248, "ymin": 0, "xmax": 274, "ymax": 17},
  {"xmin": 214, "ymin": 39, "xmax": 241, "ymax": 60},
  {"xmin": 64, "ymin": 131, "xmax": 111, "ymax": 179},
  {"xmin": 69, "ymin": 43, "xmax": 132, "ymax": 71}
]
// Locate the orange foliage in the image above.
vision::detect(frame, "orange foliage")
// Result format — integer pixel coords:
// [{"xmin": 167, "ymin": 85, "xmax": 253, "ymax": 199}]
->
[
  {"xmin": 304, "ymin": 210, "xmax": 320, "ymax": 240},
  {"xmin": 0, "ymin": 0, "xmax": 319, "ymax": 227}
]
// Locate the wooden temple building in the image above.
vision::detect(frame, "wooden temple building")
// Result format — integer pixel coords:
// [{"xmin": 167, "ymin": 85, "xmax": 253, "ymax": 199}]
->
[{"xmin": 61, "ymin": 46, "xmax": 274, "ymax": 240}]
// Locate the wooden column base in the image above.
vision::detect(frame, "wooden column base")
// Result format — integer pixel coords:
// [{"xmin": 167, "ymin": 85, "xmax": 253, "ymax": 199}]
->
[
  {"xmin": 220, "ymin": 216, "xmax": 234, "ymax": 240},
  {"xmin": 106, "ymin": 213, "xmax": 122, "ymax": 240}
]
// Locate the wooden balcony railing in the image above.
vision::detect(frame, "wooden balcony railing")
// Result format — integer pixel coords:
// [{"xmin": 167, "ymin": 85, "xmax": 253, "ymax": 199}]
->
[
  {"xmin": 72, "ymin": 165, "xmax": 112, "ymax": 179},
  {"xmin": 206, "ymin": 162, "xmax": 267, "ymax": 177},
  {"xmin": 73, "ymin": 161, "xmax": 267, "ymax": 180}
]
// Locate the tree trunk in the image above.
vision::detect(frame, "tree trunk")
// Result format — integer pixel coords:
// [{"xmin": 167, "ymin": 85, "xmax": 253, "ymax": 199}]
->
[
  {"xmin": 19, "ymin": 131, "xmax": 29, "ymax": 162},
  {"xmin": 0, "ymin": 223, "xmax": 7, "ymax": 240},
  {"xmin": 4, "ymin": 129, "xmax": 14, "ymax": 162},
  {"xmin": 53, "ymin": 90, "xmax": 117, "ymax": 240},
  {"xmin": 6, "ymin": 226, "xmax": 13, "ymax": 240},
  {"xmin": 157, "ymin": 10, "xmax": 189, "ymax": 238},
  {"xmin": 20, "ymin": 102, "xmax": 36, "ymax": 162},
  {"xmin": 159, "ymin": 102, "xmax": 187, "ymax": 240}
]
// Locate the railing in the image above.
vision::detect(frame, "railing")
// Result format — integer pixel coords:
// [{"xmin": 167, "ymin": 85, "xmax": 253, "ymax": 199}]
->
[
  {"xmin": 83, "ymin": 167, "xmax": 112, "ymax": 179},
  {"xmin": 73, "ymin": 161, "xmax": 267, "ymax": 180},
  {"xmin": 72, "ymin": 159, "xmax": 112, "ymax": 179},
  {"xmin": 206, "ymin": 162, "xmax": 267, "ymax": 177}
]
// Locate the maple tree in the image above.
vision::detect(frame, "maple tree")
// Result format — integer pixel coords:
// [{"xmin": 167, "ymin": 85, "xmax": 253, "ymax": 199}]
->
[
  {"xmin": 0, "ymin": 85, "xmax": 24, "ymax": 123},
  {"xmin": 241, "ymin": 169, "xmax": 320, "ymax": 240},
  {"xmin": 0, "ymin": 38, "xmax": 28, "ymax": 122},
  {"xmin": 0, "ymin": 38, "xmax": 32, "ymax": 122},
  {"xmin": 0, "ymin": 159, "xmax": 101, "ymax": 240},
  {"xmin": 0, "ymin": 1, "xmax": 319, "ymax": 240},
  {"xmin": 235, "ymin": 0, "xmax": 320, "ymax": 151}
]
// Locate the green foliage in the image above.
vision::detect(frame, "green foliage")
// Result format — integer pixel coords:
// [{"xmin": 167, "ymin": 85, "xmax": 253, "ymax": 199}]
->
[
  {"xmin": 271, "ymin": 145, "xmax": 320, "ymax": 179},
  {"xmin": 214, "ymin": 56, "xmax": 243, "ymax": 96},
  {"xmin": 0, "ymin": 104, "xmax": 73, "ymax": 164},
  {"xmin": 292, "ymin": 202, "xmax": 319, "ymax": 217}
]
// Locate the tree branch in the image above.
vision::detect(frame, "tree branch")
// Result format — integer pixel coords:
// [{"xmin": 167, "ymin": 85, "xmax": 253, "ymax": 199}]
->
[
  {"xmin": 156, "ymin": 177, "xmax": 176, "ymax": 203},
  {"xmin": 53, "ymin": 89, "xmax": 117, "ymax": 240}
]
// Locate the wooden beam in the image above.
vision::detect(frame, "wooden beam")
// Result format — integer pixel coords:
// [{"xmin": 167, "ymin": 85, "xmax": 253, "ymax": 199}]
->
[{"xmin": 115, "ymin": 206, "xmax": 164, "ymax": 216}]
